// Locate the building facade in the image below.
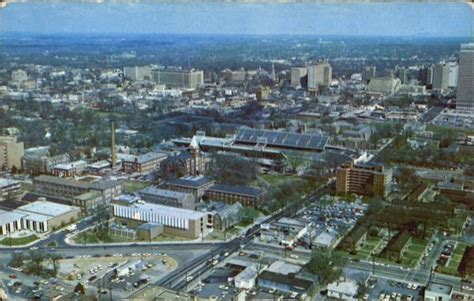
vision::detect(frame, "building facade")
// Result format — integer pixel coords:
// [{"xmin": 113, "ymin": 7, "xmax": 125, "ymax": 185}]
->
[
  {"xmin": 290, "ymin": 67, "xmax": 308, "ymax": 88},
  {"xmin": 152, "ymin": 68, "xmax": 203, "ymax": 89},
  {"xmin": 0, "ymin": 136, "xmax": 24, "ymax": 171},
  {"xmin": 112, "ymin": 203, "xmax": 209, "ymax": 239},
  {"xmin": 122, "ymin": 152, "xmax": 167, "ymax": 174},
  {"xmin": 307, "ymin": 61, "xmax": 332, "ymax": 90},
  {"xmin": 138, "ymin": 186, "xmax": 195, "ymax": 210},
  {"xmin": 336, "ymin": 162, "xmax": 392, "ymax": 197},
  {"xmin": 204, "ymin": 184, "xmax": 264, "ymax": 207},
  {"xmin": 457, "ymin": 43, "xmax": 474, "ymax": 111},
  {"xmin": 432, "ymin": 63, "xmax": 450, "ymax": 91},
  {"xmin": 0, "ymin": 178, "xmax": 22, "ymax": 202}
]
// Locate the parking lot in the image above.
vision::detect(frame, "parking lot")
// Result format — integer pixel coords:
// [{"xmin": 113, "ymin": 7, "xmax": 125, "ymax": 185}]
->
[{"xmin": 365, "ymin": 276, "xmax": 423, "ymax": 301}]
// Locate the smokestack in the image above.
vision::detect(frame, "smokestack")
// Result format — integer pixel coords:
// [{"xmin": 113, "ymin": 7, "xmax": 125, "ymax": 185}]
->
[{"xmin": 111, "ymin": 122, "xmax": 116, "ymax": 168}]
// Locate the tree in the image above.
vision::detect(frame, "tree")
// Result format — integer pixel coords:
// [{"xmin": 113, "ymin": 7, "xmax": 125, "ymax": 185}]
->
[
  {"xmin": 238, "ymin": 207, "xmax": 259, "ymax": 224},
  {"xmin": 49, "ymin": 254, "xmax": 63, "ymax": 276},
  {"xmin": 74, "ymin": 282, "xmax": 85, "ymax": 295},
  {"xmin": 208, "ymin": 153, "xmax": 257, "ymax": 186},
  {"xmin": 306, "ymin": 249, "xmax": 348, "ymax": 285},
  {"xmin": 285, "ymin": 151, "xmax": 307, "ymax": 174},
  {"xmin": 10, "ymin": 252, "xmax": 24, "ymax": 268},
  {"xmin": 29, "ymin": 250, "xmax": 45, "ymax": 276}
]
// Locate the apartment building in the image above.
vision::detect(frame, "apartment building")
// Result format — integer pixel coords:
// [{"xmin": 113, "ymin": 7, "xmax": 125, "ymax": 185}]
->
[{"xmin": 336, "ymin": 162, "xmax": 392, "ymax": 197}]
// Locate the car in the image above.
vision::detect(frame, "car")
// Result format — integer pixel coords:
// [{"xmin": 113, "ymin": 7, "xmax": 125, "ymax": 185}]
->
[
  {"xmin": 162, "ymin": 259, "xmax": 168, "ymax": 264},
  {"xmin": 186, "ymin": 276, "xmax": 194, "ymax": 282},
  {"xmin": 289, "ymin": 254, "xmax": 299, "ymax": 259},
  {"xmin": 9, "ymin": 274, "xmax": 17, "ymax": 279},
  {"xmin": 30, "ymin": 246, "xmax": 38, "ymax": 250},
  {"xmin": 362, "ymin": 293, "xmax": 369, "ymax": 300},
  {"xmin": 268, "ymin": 288, "xmax": 276, "ymax": 294},
  {"xmin": 407, "ymin": 283, "xmax": 412, "ymax": 289}
]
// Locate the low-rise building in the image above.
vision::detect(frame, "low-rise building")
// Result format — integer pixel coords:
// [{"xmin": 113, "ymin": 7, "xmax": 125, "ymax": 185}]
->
[
  {"xmin": 112, "ymin": 202, "xmax": 209, "ymax": 239},
  {"xmin": 0, "ymin": 178, "xmax": 22, "ymax": 202},
  {"xmin": 51, "ymin": 160, "xmax": 87, "ymax": 177},
  {"xmin": 205, "ymin": 184, "xmax": 264, "ymax": 207},
  {"xmin": 13, "ymin": 200, "xmax": 81, "ymax": 232},
  {"xmin": 122, "ymin": 152, "xmax": 167, "ymax": 174},
  {"xmin": 0, "ymin": 209, "xmax": 26, "ymax": 235},
  {"xmin": 424, "ymin": 282, "xmax": 452, "ymax": 301},
  {"xmin": 139, "ymin": 186, "xmax": 195, "ymax": 210},
  {"xmin": 161, "ymin": 175, "xmax": 215, "ymax": 201},
  {"xmin": 258, "ymin": 270, "xmax": 314, "ymax": 295},
  {"xmin": 71, "ymin": 191, "xmax": 104, "ymax": 214},
  {"xmin": 327, "ymin": 279, "xmax": 359, "ymax": 301},
  {"xmin": 197, "ymin": 201, "xmax": 243, "ymax": 231}
]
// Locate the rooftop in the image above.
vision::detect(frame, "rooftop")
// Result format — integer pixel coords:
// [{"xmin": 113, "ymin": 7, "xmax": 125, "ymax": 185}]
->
[
  {"xmin": 0, "ymin": 209, "xmax": 26, "ymax": 226},
  {"xmin": 165, "ymin": 175, "xmax": 214, "ymax": 188},
  {"xmin": 16, "ymin": 200, "xmax": 80, "ymax": 221},
  {"xmin": 122, "ymin": 152, "xmax": 167, "ymax": 164},
  {"xmin": 426, "ymin": 282, "xmax": 452, "ymax": 295},
  {"xmin": 139, "ymin": 186, "xmax": 191, "ymax": 200},
  {"xmin": 266, "ymin": 260, "xmax": 301, "ymax": 275},
  {"xmin": 208, "ymin": 183, "xmax": 263, "ymax": 197},
  {"xmin": 115, "ymin": 202, "xmax": 205, "ymax": 220}
]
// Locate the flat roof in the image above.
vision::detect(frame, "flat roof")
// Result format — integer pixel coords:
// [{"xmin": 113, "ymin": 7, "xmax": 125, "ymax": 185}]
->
[
  {"xmin": 139, "ymin": 186, "xmax": 191, "ymax": 200},
  {"xmin": 427, "ymin": 282, "xmax": 452, "ymax": 295},
  {"xmin": 165, "ymin": 175, "xmax": 214, "ymax": 188},
  {"xmin": 122, "ymin": 152, "xmax": 167, "ymax": 164},
  {"xmin": 208, "ymin": 184, "xmax": 262, "ymax": 198},
  {"xmin": 266, "ymin": 261, "xmax": 301, "ymax": 275},
  {"xmin": 116, "ymin": 202, "xmax": 205, "ymax": 220},
  {"xmin": 0, "ymin": 209, "xmax": 26, "ymax": 226},
  {"xmin": 74, "ymin": 191, "xmax": 102, "ymax": 201},
  {"xmin": 16, "ymin": 200, "xmax": 80, "ymax": 221}
]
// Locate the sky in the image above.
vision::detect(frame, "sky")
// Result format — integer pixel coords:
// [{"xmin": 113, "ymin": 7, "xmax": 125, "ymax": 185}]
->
[{"xmin": 0, "ymin": 2, "xmax": 472, "ymax": 37}]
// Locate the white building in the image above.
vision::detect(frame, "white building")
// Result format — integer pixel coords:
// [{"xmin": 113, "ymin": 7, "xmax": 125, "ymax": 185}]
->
[
  {"xmin": 424, "ymin": 282, "xmax": 452, "ymax": 301},
  {"xmin": 327, "ymin": 279, "xmax": 359, "ymax": 301},
  {"xmin": 308, "ymin": 61, "xmax": 332, "ymax": 90},
  {"xmin": 112, "ymin": 202, "xmax": 209, "ymax": 239}
]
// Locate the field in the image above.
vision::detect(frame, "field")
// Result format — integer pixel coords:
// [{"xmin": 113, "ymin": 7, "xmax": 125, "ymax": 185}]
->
[{"xmin": 356, "ymin": 237, "xmax": 384, "ymax": 260}]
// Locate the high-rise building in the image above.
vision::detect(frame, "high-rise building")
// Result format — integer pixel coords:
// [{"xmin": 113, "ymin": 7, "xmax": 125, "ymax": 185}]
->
[
  {"xmin": 336, "ymin": 162, "xmax": 392, "ymax": 197},
  {"xmin": 448, "ymin": 62, "xmax": 459, "ymax": 88},
  {"xmin": 0, "ymin": 136, "xmax": 24, "ymax": 171},
  {"xmin": 307, "ymin": 61, "xmax": 332, "ymax": 90},
  {"xmin": 290, "ymin": 67, "xmax": 308, "ymax": 88},
  {"xmin": 152, "ymin": 68, "xmax": 203, "ymax": 89},
  {"xmin": 457, "ymin": 43, "xmax": 474, "ymax": 111},
  {"xmin": 123, "ymin": 66, "xmax": 152, "ymax": 81},
  {"xmin": 432, "ymin": 63, "xmax": 450, "ymax": 91},
  {"xmin": 362, "ymin": 65, "xmax": 376, "ymax": 83},
  {"xmin": 394, "ymin": 66, "xmax": 407, "ymax": 84}
]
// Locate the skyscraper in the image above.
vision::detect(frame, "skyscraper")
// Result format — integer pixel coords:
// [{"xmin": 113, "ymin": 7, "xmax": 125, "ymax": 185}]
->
[
  {"xmin": 290, "ymin": 67, "xmax": 307, "ymax": 88},
  {"xmin": 307, "ymin": 61, "xmax": 332, "ymax": 90},
  {"xmin": 432, "ymin": 63, "xmax": 450, "ymax": 91},
  {"xmin": 362, "ymin": 65, "xmax": 376, "ymax": 83},
  {"xmin": 456, "ymin": 43, "xmax": 474, "ymax": 111},
  {"xmin": 152, "ymin": 68, "xmax": 204, "ymax": 89}
]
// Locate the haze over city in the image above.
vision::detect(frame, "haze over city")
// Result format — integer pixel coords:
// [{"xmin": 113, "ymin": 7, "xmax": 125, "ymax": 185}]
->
[{"xmin": 0, "ymin": 2, "xmax": 473, "ymax": 301}]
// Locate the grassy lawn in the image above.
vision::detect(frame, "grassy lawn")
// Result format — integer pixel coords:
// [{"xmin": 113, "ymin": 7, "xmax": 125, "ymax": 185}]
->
[
  {"xmin": 445, "ymin": 242, "xmax": 468, "ymax": 271},
  {"xmin": 356, "ymin": 237, "xmax": 383, "ymax": 259},
  {"xmin": 0, "ymin": 235, "xmax": 39, "ymax": 246},
  {"xmin": 73, "ymin": 229, "xmax": 191, "ymax": 244},
  {"xmin": 206, "ymin": 227, "xmax": 240, "ymax": 241},
  {"xmin": 400, "ymin": 238, "xmax": 427, "ymax": 268},
  {"xmin": 259, "ymin": 174, "xmax": 296, "ymax": 185},
  {"xmin": 122, "ymin": 180, "xmax": 151, "ymax": 193}
]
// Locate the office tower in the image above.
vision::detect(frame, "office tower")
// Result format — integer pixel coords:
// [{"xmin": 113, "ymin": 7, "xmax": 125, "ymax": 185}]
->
[
  {"xmin": 123, "ymin": 66, "xmax": 152, "ymax": 81},
  {"xmin": 0, "ymin": 136, "xmax": 24, "ymax": 171},
  {"xmin": 362, "ymin": 65, "xmax": 376, "ymax": 83},
  {"xmin": 432, "ymin": 63, "xmax": 450, "ymax": 91},
  {"xmin": 395, "ymin": 66, "xmax": 407, "ymax": 84},
  {"xmin": 448, "ymin": 62, "xmax": 458, "ymax": 88},
  {"xmin": 336, "ymin": 162, "xmax": 392, "ymax": 197},
  {"xmin": 152, "ymin": 68, "xmax": 204, "ymax": 89},
  {"xmin": 290, "ymin": 67, "xmax": 308, "ymax": 88},
  {"xmin": 307, "ymin": 61, "xmax": 332, "ymax": 90},
  {"xmin": 11, "ymin": 70, "xmax": 27, "ymax": 83},
  {"xmin": 426, "ymin": 66, "xmax": 434, "ymax": 85},
  {"xmin": 457, "ymin": 43, "xmax": 474, "ymax": 111}
]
